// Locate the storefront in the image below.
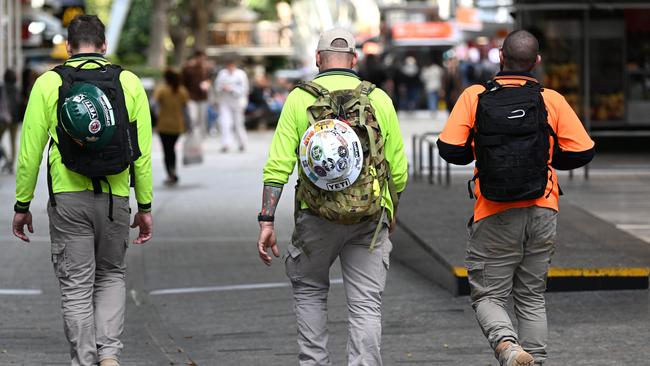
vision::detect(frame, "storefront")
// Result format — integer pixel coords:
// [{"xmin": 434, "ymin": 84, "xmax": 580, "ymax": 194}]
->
[{"xmin": 514, "ymin": 0, "xmax": 650, "ymax": 133}]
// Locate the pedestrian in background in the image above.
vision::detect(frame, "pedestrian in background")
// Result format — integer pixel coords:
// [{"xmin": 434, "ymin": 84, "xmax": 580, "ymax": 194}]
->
[
  {"xmin": 438, "ymin": 30, "xmax": 595, "ymax": 366},
  {"xmin": 182, "ymin": 50, "xmax": 212, "ymax": 136},
  {"xmin": 420, "ymin": 60, "xmax": 444, "ymax": 116},
  {"xmin": 214, "ymin": 54, "xmax": 249, "ymax": 152},
  {"xmin": 0, "ymin": 69, "xmax": 23, "ymax": 173},
  {"xmin": 359, "ymin": 53, "xmax": 387, "ymax": 89},
  {"xmin": 256, "ymin": 28, "xmax": 408, "ymax": 365},
  {"xmin": 153, "ymin": 68, "xmax": 189, "ymax": 185},
  {"xmin": 12, "ymin": 15, "xmax": 153, "ymax": 366},
  {"xmin": 399, "ymin": 55, "xmax": 421, "ymax": 111},
  {"xmin": 443, "ymin": 57, "xmax": 462, "ymax": 113}
]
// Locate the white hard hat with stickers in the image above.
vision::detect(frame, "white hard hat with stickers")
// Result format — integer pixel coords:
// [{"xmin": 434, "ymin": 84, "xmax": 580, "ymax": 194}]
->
[{"xmin": 299, "ymin": 119, "xmax": 363, "ymax": 191}]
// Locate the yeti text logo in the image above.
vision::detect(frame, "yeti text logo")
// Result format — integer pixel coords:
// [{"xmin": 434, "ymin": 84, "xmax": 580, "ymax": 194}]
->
[
  {"xmin": 83, "ymin": 99, "xmax": 98, "ymax": 120},
  {"xmin": 327, "ymin": 179, "xmax": 351, "ymax": 190}
]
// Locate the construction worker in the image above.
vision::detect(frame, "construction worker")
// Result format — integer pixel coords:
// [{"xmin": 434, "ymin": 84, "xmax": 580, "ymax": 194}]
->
[
  {"xmin": 256, "ymin": 28, "xmax": 408, "ymax": 365},
  {"xmin": 438, "ymin": 30, "xmax": 595, "ymax": 366},
  {"xmin": 12, "ymin": 15, "xmax": 153, "ymax": 366}
]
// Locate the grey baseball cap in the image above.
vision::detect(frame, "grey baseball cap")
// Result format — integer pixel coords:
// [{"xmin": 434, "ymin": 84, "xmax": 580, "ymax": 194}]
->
[{"xmin": 317, "ymin": 27, "xmax": 356, "ymax": 53}]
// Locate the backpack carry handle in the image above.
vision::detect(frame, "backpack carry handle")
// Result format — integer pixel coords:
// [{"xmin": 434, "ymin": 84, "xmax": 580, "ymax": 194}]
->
[{"xmin": 74, "ymin": 59, "xmax": 107, "ymax": 72}]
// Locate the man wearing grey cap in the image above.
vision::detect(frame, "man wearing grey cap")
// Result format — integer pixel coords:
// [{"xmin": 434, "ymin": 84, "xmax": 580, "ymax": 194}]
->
[{"xmin": 256, "ymin": 27, "xmax": 407, "ymax": 365}]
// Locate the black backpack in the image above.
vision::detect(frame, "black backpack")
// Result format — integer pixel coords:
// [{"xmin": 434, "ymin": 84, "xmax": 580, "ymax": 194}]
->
[
  {"xmin": 52, "ymin": 60, "xmax": 141, "ymax": 177},
  {"xmin": 48, "ymin": 60, "xmax": 141, "ymax": 220},
  {"xmin": 470, "ymin": 79, "xmax": 557, "ymax": 202}
]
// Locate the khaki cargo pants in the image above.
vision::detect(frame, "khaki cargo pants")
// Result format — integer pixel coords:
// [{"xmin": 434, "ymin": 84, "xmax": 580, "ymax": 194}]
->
[
  {"xmin": 48, "ymin": 191, "xmax": 130, "ymax": 366},
  {"xmin": 285, "ymin": 210, "xmax": 392, "ymax": 366},
  {"xmin": 466, "ymin": 206, "xmax": 557, "ymax": 363}
]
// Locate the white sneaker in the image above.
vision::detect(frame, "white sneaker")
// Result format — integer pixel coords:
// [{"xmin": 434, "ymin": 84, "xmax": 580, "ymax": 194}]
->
[{"xmin": 498, "ymin": 342, "xmax": 534, "ymax": 366}]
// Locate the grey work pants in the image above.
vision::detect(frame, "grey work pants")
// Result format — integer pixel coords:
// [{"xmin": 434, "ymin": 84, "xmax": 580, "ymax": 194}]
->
[
  {"xmin": 48, "ymin": 191, "xmax": 130, "ymax": 366},
  {"xmin": 466, "ymin": 207, "xmax": 557, "ymax": 363},
  {"xmin": 285, "ymin": 211, "xmax": 392, "ymax": 366}
]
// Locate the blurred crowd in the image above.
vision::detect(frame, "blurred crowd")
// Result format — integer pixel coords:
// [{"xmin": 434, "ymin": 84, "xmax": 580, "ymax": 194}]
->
[
  {"xmin": 358, "ymin": 50, "xmax": 500, "ymax": 115},
  {"xmin": 151, "ymin": 50, "xmax": 295, "ymax": 142},
  {"xmin": 149, "ymin": 50, "xmax": 297, "ymax": 185}
]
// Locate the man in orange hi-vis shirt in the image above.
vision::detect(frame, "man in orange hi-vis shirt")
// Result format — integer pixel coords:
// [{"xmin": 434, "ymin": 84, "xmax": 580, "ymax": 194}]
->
[{"xmin": 438, "ymin": 30, "xmax": 594, "ymax": 366}]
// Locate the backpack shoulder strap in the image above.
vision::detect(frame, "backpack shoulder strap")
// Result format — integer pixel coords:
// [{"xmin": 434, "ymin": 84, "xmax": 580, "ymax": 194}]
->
[
  {"xmin": 52, "ymin": 64, "xmax": 74, "ymax": 77},
  {"xmin": 355, "ymin": 80, "xmax": 376, "ymax": 97},
  {"xmin": 479, "ymin": 79, "xmax": 501, "ymax": 96},
  {"xmin": 298, "ymin": 81, "xmax": 332, "ymax": 125},
  {"xmin": 52, "ymin": 65, "xmax": 75, "ymax": 126},
  {"xmin": 353, "ymin": 80, "xmax": 381, "ymax": 159},
  {"xmin": 297, "ymin": 81, "xmax": 330, "ymax": 98}
]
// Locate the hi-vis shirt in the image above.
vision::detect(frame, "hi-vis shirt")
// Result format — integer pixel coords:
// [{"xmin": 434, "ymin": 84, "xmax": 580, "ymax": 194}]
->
[
  {"xmin": 15, "ymin": 54, "xmax": 153, "ymax": 212},
  {"xmin": 438, "ymin": 72, "xmax": 595, "ymax": 222},
  {"xmin": 263, "ymin": 69, "xmax": 408, "ymax": 219}
]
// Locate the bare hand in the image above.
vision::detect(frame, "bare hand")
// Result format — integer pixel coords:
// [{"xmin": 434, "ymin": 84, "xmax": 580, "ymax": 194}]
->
[
  {"xmin": 12, "ymin": 212, "xmax": 34, "ymax": 243},
  {"xmin": 131, "ymin": 211, "xmax": 153, "ymax": 244},
  {"xmin": 257, "ymin": 222, "xmax": 279, "ymax": 266}
]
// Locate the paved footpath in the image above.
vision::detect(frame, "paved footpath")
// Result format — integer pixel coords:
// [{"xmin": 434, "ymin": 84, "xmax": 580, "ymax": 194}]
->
[{"xmin": 0, "ymin": 115, "xmax": 648, "ymax": 365}]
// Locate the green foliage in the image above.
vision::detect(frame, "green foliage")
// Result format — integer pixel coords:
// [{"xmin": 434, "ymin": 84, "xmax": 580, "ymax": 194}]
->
[
  {"xmin": 116, "ymin": 0, "xmax": 153, "ymax": 65},
  {"xmin": 266, "ymin": 55, "xmax": 290, "ymax": 72},
  {"xmin": 85, "ymin": 0, "xmax": 112, "ymax": 23},
  {"xmin": 246, "ymin": 0, "xmax": 291, "ymax": 20}
]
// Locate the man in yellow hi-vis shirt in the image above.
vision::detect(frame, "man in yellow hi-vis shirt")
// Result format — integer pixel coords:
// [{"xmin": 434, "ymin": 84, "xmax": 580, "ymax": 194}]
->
[
  {"xmin": 11, "ymin": 15, "xmax": 153, "ymax": 366},
  {"xmin": 256, "ymin": 28, "xmax": 408, "ymax": 365}
]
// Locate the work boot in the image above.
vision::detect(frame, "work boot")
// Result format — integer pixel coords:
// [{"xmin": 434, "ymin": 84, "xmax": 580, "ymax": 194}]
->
[
  {"xmin": 99, "ymin": 357, "xmax": 119, "ymax": 366},
  {"xmin": 496, "ymin": 341, "xmax": 534, "ymax": 366}
]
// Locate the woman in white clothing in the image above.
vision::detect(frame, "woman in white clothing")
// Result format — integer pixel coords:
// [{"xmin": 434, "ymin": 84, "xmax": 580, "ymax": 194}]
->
[{"xmin": 214, "ymin": 56, "xmax": 249, "ymax": 152}]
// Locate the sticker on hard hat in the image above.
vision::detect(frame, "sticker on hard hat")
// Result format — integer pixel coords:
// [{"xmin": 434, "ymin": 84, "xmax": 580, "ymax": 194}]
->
[
  {"xmin": 88, "ymin": 120, "xmax": 102, "ymax": 134},
  {"xmin": 299, "ymin": 119, "xmax": 363, "ymax": 191},
  {"xmin": 311, "ymin": 145, "xmax": 323, "ymax": 161}
]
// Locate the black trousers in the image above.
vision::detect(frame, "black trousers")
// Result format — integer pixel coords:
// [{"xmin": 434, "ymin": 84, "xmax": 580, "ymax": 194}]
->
[{"xmin": 159, "ymin": 133, "xmax": 180, "ymax": 178}]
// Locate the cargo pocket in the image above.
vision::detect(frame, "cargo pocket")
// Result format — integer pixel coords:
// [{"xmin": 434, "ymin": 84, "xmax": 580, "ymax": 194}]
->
[
  {"xmin": 381, "ymin": 239, "xmax": 393, "ymax": 270},
  {"xmin": 466, "ymin": 261, "xmax": 487, "ymax": 299},
  {"xmin": 51, "ymin": 242, "xmax": 68, "ymax": 278},
  {"xmin": 284, "ymin": 244, "xmax": 303, "ymax": 282}
]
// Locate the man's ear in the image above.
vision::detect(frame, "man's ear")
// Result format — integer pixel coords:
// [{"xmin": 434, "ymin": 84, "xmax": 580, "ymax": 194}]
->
[
  {"xmin": 531, "ymin": 54, "xmax": 541, "ymax": 71},
  {"xmin": 100, "ymin": 42, "xmax": 108, "ymax": 55},
  {"xmin": 499, "ymin": 49, "xmax": 504, "ymax": 71},
  {"xmin": 66, "ymin": 41, "xmax": 74, "ymax": 57},
  {"xmin": 351, "ymin": 53, "xmax": 358, "ymax": 68},
  {"xmin": 315, "ymin": 51, "xmax": 321, "ymax": 68}
]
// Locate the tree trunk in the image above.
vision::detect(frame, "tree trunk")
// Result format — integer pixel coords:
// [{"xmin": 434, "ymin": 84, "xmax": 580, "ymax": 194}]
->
[
  {"xmin": 190, "ymin": 0, "xmax": 209, "ymax": 51},
  {"xmin": 170, "ymin": 26, "xmax": 189, "ymax": 67},
  {"xmin": 146, "ymin": 0, "xmax": 169, "ymax": 68}
]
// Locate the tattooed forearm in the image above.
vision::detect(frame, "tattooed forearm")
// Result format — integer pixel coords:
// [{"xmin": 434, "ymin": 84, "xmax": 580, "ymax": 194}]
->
[{"xmin": 261, "ymin": 185, "xmax": 283, "ymax": 216}]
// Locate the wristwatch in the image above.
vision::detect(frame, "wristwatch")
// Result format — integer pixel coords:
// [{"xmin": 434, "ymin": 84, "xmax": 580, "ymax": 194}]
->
[{"xmin": 257, "ymin": 213, "xmax": 275, "ymax": 222}]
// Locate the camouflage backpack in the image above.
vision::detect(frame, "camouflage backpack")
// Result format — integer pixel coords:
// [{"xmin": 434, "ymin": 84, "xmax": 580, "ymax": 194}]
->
[{"xmin": 296, "ymin": 80, "xmax": 398, "ymax": 225}]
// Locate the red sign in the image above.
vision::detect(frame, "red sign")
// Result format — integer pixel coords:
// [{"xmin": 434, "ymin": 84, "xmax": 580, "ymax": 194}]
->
[{"xmin": 392, "ymin": 22, "xmax": 453, "ymax": 40}]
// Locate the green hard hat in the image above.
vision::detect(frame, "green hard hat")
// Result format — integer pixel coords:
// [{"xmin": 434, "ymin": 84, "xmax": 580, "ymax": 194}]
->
[{"xmin": 59, "ymin": 82, "xmax": 115, "ymax": 150}]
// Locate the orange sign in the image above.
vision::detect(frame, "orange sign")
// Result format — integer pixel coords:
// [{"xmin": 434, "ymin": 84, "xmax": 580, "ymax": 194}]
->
[
  {"xmin": 392, "ymin": 22, "xmax": 453, "ymax": 40},
  {"xmin": 456, "ymin": 6, "xmax": 482, "ymax": 31}
]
